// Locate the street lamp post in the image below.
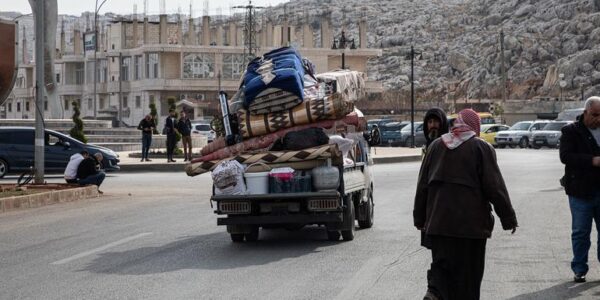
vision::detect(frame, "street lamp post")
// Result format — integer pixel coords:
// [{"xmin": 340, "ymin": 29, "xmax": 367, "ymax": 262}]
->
[
  {"xmin": 559, "ymin": 73, "xmax": 566, "ymax": 111},
  {"xmin": 93, "ymin": 0, "xmax": 108, "ymax": 120},
  {"xmin": 409, "ymin": 46, "xmax": 422, "ymax": 149}
]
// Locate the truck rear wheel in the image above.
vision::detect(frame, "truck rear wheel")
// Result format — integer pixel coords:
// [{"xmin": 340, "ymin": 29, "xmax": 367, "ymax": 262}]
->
[
  {"xmin": 230, "ymin": 233, "xmax": 244, "ymax": 243},
  {"xmin": 358, "ymin": 190, "xmax": 374, "ymax": 229},
  {"xmin": 341, "ymin": 197, "xmax": 355, "ymax": 241}
]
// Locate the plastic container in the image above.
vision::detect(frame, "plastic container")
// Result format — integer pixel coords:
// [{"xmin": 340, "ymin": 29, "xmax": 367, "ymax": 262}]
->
[
  {"xmin": 244, "ymin": 162, "xmax": 271, "ymax": 195},
  {"xmin": 269, "ymin": 170, "xmax": 312, "ymax": 193},
  {"xmin": 312, "ymin": 159, "xmax": 340, "ymax": 191}
]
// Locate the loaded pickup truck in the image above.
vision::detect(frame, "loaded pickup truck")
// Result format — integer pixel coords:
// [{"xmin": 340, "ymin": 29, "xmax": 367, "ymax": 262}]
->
[{"xmin": 210, "ymin": 135, "xmax": 376, "ymax": 243}]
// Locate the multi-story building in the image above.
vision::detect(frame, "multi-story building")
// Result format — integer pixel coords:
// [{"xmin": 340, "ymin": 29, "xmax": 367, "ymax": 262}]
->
[{"xmin": 3, "ymin": 13, "xmax": 382, "ymax": 126}]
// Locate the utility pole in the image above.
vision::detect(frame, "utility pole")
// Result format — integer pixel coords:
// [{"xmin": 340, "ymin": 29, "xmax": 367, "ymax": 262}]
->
[
  {"xmin": 34, "ymin": 0, "xmax": 45, "ymax": 183},
  {"xmin": 410, "ymin": 46, "xmax": 416, "ymax": 149},
  {"xmin": 500, "ymin": 29, "xmax": 507, "ymax": 105},
  {"xmin": 234, "ymin": 1, "xmax": 264, "ymax": 62},
  {"xmin": 94, "ymin": 0, "xmax": 108, "ymax": 120}
]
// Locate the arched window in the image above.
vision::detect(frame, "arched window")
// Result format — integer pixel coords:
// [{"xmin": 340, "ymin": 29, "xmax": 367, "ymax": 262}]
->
[{"xmin": 183, "ymin": 53, "xmax": 215, "ymax": 79}]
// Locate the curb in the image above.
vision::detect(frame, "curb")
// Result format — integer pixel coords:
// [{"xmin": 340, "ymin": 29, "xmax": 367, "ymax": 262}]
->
[
  {"xmin": 1, "ymin": 185, "xmax": 99, "ymax": 214},
  {"xmin": 117, "ymin": 155, "xmax": 422, "ymax": 173}
]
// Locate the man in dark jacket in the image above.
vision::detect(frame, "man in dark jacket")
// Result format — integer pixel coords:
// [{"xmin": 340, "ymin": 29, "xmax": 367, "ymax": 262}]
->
[
  {"xmin": 164, "ymin": 109, "xmax": 178, "ymax": 162},
  {"xmin": 137, "ymin": 114, "xmax": 155, "ymax": 162},
  {"xmin": 77, "ymin": 152, "xmax": 106, "ymax": 194},
  {"xmin": 177, "ymin": 111, "xmax": 193, "ymax": 161},
  {"xmin": 414, "ymin": 109, "xmax": 518, "ymax": 300},
  {"xmin": 423, "ymin": 108, "xmax": 449, "ymax": 150},
  {"xmin": 560, "ymin": 96, "xmax": 600, "ymax": 283}
]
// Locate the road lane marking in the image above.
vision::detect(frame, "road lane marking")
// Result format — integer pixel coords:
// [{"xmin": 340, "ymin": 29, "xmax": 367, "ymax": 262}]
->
[
  {"xmin": 334, "ymin": 256, "xmax": 385, "ymax": 300},
  {"xmin": 51, "ymin": 232, "xmax": 153, "ymax": 265}
]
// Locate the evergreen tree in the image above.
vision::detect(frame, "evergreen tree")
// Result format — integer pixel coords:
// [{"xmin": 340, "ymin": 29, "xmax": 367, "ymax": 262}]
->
[
  {"xmin": 69, "ymin": 101, "xmax": 88, "ymax": 143},
  {"xmin": 149, "ymin": 102, "xmax": 159, "ymax": 134}
]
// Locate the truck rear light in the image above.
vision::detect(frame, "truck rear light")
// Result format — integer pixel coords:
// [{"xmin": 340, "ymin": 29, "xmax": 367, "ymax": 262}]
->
[
  {"xmin": 308, "ymin": 199, "xmax": 339, "ymax": 211},
  {"xmin": 219, "ymin": 201, "xmax": 251, "ymax": 214}
]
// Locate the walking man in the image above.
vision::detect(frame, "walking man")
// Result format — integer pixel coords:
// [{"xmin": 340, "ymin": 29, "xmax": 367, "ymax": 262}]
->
[
  {"xmin": 414, "ymin": 109, "xmax": 518, "ymax": 300},
  {"xmin": 177, "ymin": 111, "xmax": 193, "ymax": 161},
  {"xmin": 77, "ymin": 152, "xmax": 106, "ymax": 194},
  {"xmin": 560, "ymin": 96, "xmax": 600, "ymax": 283},
  {"xmin": 164, "ymin": 109, "xmax": 178, "ymax": 162},
  {"xmin": 137, "ymin": 114, "xmax": 155, "ymax": 162}
]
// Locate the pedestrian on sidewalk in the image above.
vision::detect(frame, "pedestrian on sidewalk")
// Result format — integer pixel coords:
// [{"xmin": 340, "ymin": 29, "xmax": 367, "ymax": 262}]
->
[
  {"xmin": 413, "ymin": 109, "xmax": 518, "ymax": 300},
  {"xmin": 177, "ymin": 111, "xmax": 193, "ymax": 161},
  {"xmin": 64, "ymin": 150, "xmax": 89, "ymax": 183},
  {"xmin": 420, "ymin": 108, "xmax": 449, "ymax": 250},
  {"xmin": 137, "ymin": 114, "xmax": 155, "ymax": 162},
  {"xmin": 559, "ymin": 96, "xmax": 600, "ymax": 283},
  {"xmin": 77, "ymin": 152, "xmax": 106, "ymax": 194},
  {"xmin": 164, "ymin": 109, "xmax": 178, "ymax": 162}
]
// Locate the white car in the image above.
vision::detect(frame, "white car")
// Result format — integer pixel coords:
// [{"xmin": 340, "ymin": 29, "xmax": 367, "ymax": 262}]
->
[
  {"xmin": 494, "ymin": 120, "xmax": 550, "ymax": 148},
  {"xmin": 191, "ymin": 122, "xmax": 216, "ymax": 143}
]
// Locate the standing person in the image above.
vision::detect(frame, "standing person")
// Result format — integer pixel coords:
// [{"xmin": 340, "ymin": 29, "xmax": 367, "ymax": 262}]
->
[
  {"xmin": 77, "ymin": 152, "xmax": 106, "ymax": 194},
  {"xmin": 64, "ymin": 150, "xmax": 89, "ymax": 183},
  {"xmin": 420, "ymin": 108, "xmax": 449, "ymax": 250},
  {"xmin": 560, "ymin": 96, "xmax": 600, "ymax": 283},
  {"xmin": 177, "ymin": 111, "xmax": 193, "ymax": 161},
  {"xmin": 137, "ymin": 114, "xmax": 155, "ymax": 162},
  {"xmin": 413, "ymin": 109, "xmax": 518, "ymax": 300},
  {"xmin": 164, "ymin": 109, "xmax": 178, "ymax": 163}
]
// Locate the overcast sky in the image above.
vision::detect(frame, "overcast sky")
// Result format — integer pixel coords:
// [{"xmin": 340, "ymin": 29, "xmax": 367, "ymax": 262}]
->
[{"xmin": 2, "ymin": 0, "xmax": 289, "ymax": 16}]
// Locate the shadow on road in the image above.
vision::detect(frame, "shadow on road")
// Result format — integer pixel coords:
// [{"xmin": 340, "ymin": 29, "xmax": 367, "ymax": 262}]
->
[
  {"xmin": 507, "ymin": 281, "xmax": 600, "ymax": 299},
  {"xmin": 82, "ymin": 226, "xmax": 343, "ymax": 275}
]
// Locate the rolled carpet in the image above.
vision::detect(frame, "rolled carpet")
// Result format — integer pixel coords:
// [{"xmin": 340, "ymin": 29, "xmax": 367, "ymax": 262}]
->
[{"xmin": 238, "ymin": 93, "xmax": 353, "ymax": 139}]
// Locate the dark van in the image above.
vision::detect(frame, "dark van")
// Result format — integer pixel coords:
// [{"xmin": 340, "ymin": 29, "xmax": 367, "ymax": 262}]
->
[{"xmin": 0, "ymin": 127, "xmax": 120, "ymax": 178}]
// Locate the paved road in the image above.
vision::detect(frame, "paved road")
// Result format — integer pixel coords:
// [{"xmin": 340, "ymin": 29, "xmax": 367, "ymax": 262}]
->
[{"xmin": 1, "ymin": 149, "xmax": 599, "ymax": 299}]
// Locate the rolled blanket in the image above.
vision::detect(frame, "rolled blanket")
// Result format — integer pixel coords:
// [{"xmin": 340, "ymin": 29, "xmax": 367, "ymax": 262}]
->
[
  {"xmin": 316, "ymin": 70, "xmax": 366, "ymax": 102},
  {"xmin": 186, "ymin": 144, "xmax": 342, "ymax": 177},
  {"xmin": 195, "ymin": 112, "xmax": 361, "ymax": 162},
  {"xmin": 239, "ymin": 93, "xmax": 353, "ymax": 139}
]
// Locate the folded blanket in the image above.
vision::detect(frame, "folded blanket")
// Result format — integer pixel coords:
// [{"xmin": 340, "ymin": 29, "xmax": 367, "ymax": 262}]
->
[
  {"xmin": 239, "ymin": 93, "xmax": 354, "ymax": 139},
  {"xmin": 186, "ymin": 144, "xmax": 343, "ymax": 177},
  {"xmin": 316, "ymin": 70, "xmax": 366, "ymax": 102},
  {"xmin": 249, "ymin": 88, "xmax": 303, "ymax": 115}
]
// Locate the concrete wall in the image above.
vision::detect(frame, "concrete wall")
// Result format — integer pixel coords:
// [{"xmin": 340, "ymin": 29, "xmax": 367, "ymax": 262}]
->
[{"xmin": 162, "ymin": 52, "xmax": 180, "ymax": 79}]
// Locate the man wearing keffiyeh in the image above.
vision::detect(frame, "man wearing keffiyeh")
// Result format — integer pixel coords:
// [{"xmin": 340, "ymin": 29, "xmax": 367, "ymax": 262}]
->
[{"xmin": 414, "ymin": 109, "xmax": 518, "ymax": 300}]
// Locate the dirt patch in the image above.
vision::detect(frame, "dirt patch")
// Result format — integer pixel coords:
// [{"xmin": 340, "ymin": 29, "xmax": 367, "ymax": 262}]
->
[{"xmin": 0, "ymin": 184, "xmax": 80, "ymax": 199}]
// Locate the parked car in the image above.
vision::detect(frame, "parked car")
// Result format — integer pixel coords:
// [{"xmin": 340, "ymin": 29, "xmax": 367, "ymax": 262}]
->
[
  {"xmin": 480, "ymin": 124, "xmax": 510, "ymax": 146},
  {"xmin": 494, "ymin": 120, "xmax": 550, "ymax": 148},
  {"xmin": 0, "ymin": 127, "xmax": 120, "ymax": 178},
  {"xmin": 379, "ymin": 121, "xmax": 410, "ymax": 146},
  {"xmin": 399, "ymin": 121, "xmax": 426, "ymax": 147},
  {"xmin": 367, "ymin": 118, "xmax": 394, "ymax": 131},
  {"xmin": 530, "ymin": 121, "xmax": 573, "ymax": 149},
  {"xmin": 556, "ymin": 108, "xmax": 584, "ymax": 121},
  {"xmin": 448, "ymin": 112, "xmax": 496, "ymax": 127},
  {"xmin": 191, "ymin": 122, "xmax": 216, "ymax": 143}
]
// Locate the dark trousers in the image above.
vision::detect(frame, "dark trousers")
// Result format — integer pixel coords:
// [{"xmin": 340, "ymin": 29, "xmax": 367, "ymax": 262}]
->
[
  {"xmin": 142, "ymin": 133, "xmax": 152, "ymax": 159},
  {"xmin": 568, "ymin": 192, "xmax": 600, "ymax": 276},
  {"xmin": 166, "ymin": 134, "xmax": 177, "ymax": 160},
  {"xmin": 79, "ymin": 172, "xmax": 106, "ymax": 187},
  {"xmin": 427, "ymin": 235, "xmax": 487, "ymax": 300},
  {"xmin": 181, "ymin": 135, "xmax": 192, "ymax": 160}
]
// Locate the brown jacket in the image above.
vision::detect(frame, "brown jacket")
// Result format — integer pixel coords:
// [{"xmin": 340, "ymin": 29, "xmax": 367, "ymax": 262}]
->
[{"xmin": 413, "ymin": 137, "xmax": 517, "ymax": 239}]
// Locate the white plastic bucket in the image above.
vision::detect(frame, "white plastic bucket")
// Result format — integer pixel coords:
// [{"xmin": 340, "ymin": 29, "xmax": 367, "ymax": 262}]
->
[{"xmin": 244, "ymin": 172, "xmax": 270, "ymax": 194}]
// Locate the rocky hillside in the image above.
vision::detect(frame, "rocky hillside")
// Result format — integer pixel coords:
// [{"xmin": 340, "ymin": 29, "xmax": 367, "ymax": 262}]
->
[{"xmin": 273, "ymin": 0, "xmax": 600, "ymax": 101}]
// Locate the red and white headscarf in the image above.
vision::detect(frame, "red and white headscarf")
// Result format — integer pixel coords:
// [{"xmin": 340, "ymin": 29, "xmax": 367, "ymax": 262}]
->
[{"xmin": 441, "ymin": 109, "xmax": 481, "ymax": 150}]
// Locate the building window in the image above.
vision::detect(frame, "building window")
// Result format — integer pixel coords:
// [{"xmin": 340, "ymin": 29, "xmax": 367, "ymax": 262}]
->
[
  {"xmin": 99, "ymin": 97, "xmax": 105, "ymax": 109},
  {"xmin": 8, "ymin": 102, "xmax": 12, "ymax": 112},
  {"xmin": 146, "ymin": 53, "xmax": 159, "ymax": 79},
  {"xmin": 135, "ymin": 96, "xmax": 141, "ymax": 108},
  {"xmin": 44, "ymin": 100, "xmax": 48, "ymax": 111},
  {"xmin": 75, "ymin": 63, "xmax": 84, "ymax": 85},
  {"xmin": 16, "ymin": 77, "xmax": 24, "ymax": 88},
  {"xmin": 111, "ymin": 57, "xmax": 115, "ymax": 63},
  {"xmin": 64, "ymin": 99, "xmax": 69, "ymax": 110},
  {"xmin": 17, "ymin": 102, "xmax": 21, "ymax": 112},
  {"xmin": 25, "ymin": 101, "xmax": 30, "ymax": 111},
  {"xmin": 56, "ymin": 73, "xmax": 60, "ymax": 83},
  {"xmin": 134, "ymin": 55, "xmax": 142, "ymax": 80},
  {"xmin": 183, "ymin": 53, "xmax": 215, "ymax": 79},
  {"xmin": 223, "ymin": 54, "xmax": 247, "ymax": 79},
  {"xmin": 98, "ymin": 59, "xmax": 108, "ymax": 83},
  {"xmin": 121, "ymin": 56, "xmax": 131, "ymax": 81},
  {"xmin": 88, "ymin": 98, "xmax": 93, "ymax": 110},
  {"xmin": 122, "ymin": 96, "xmax": 128, "ymax": 108}
]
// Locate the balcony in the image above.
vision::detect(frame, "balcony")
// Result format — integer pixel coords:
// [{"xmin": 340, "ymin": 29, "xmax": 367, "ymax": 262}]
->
[
  {"xmin": 12, "ymin": 87, "xmax": 34, "ymax": 98},
  {"xmin": 59, "ymin": 84, "xmax": 84, "ymax": 95}
]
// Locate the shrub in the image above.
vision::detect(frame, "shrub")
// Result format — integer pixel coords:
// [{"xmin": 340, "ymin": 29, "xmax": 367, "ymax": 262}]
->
[{"xmin": 69, "ymin": 101, "xmax": 87, "ymax": 143}]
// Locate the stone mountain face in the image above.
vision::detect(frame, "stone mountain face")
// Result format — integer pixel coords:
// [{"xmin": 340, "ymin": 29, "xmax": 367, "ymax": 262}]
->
[{"xmin": 271, "ymin": 0, "xmax": 600, "ymax": 101}]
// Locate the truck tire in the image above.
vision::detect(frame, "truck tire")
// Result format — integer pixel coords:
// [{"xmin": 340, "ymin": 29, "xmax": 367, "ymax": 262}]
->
[
  {"xmin": 230, "ymin": 233, "xmax": 244, "ymax": 243},
  {"xmin": 327, "ymin": 230, "xmax": 341, "ymax": 241},
  {"xmin": 245, "ymin": 226, "xmax": 259, "ymax": 242},
  {"xmin": 358, "ymin": 190, "xmax": 374, "ymax": 229},
  {"xmin": 519, "ymin": 137, "xmax": 529, "ymax": 148},
  {"xmin": 341, "ymin": 197, "xmax": 355, "ymax": 241}
]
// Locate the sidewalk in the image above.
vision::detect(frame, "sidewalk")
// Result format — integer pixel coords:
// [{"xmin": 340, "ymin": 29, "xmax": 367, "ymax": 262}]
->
[{"xmin": 116, "ymin": 147, "xmax": 422, "ymax": 173}]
